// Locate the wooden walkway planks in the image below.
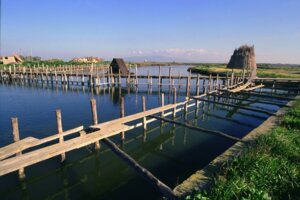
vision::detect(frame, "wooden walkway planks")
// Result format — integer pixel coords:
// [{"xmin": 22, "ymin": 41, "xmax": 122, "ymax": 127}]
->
[
  {"xmin": 243, "ymin": 84, "xmax": 264, "ymax": 91},
  {"xmin": 0, "ymin": 137, "xmax": 38, "ymax": 160},
  {"xmin": 0, "ymin": 99, "xmax": 192, "ymax": 177},
  {"xmin": 90, "ymin": 101, "xmax": 187, "ymax": 129},
  {"xmin": 0, "ymin": 124, "xmax": 130, "ymax": 176},
  {"xmin": 0, "ymin": 126, "xmax": 84, "ymax": 161},
  {"xmin": 227, "ymin": 82, "xmax": 252, "ymax": 93}
]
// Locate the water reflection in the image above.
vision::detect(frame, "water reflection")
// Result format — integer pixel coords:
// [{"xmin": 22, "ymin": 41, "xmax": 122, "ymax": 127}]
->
[{"xmin": 0, "ymin": 74, "xmax": 298, "ymax": 200}]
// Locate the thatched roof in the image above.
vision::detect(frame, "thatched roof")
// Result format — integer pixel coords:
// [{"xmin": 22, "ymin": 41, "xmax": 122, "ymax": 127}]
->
[{"xmin": 110, "ymin": 58, "xmax": 129, "ymax": 75}]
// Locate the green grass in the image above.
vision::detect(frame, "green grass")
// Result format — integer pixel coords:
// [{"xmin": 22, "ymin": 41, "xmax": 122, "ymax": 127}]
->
[
  {"xmin": 0, "ymin": 60, "xmax": 111, "ymax": 68},
  {"xmin": 190, "ymin": 64, "xmax": 300, "ymax": 79},
  {"xmin": 186, "ymin": 100, "xmax": 300, "ymax": 200}
]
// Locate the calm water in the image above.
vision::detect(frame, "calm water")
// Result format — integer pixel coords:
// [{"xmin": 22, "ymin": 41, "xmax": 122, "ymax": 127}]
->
[{"xmin": 0, "ymin": 66, "xmax": 295, "ymax": 200}]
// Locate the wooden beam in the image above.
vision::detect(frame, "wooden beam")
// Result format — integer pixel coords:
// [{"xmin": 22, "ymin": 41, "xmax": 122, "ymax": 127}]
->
[
  {"xmin": 56, "ymin": 110, "xmax": 66, "ymax": 162},
  {"xmin": 0, "ymin": 126, "xmax": 83, "ymax": 161},
  {"xmin": 120, "ymin": 96, "xmax": 125, "ymax": 140},
  {"xmin": 11, "ymin": 118, "xmax": 26, "ymax": 180},
  {"xmin": 102, "ymin": 138, "xmax": 177, "ymax": 199},
  {"xmin": 243, "ymin": 84, "xmax": 264, "ymax": 91},
  {"xmin": 0, "ymin": 124, "xmax": 131, "ymax": 177},
  {"xmin": 90, "ymin": 98, "xmax": 101, "ymax": 150},
  {"xmin": 240, "ymin": 91, "xmax": 295, "ymax": 100},
  {"xmin": 142, "ymin": 96, "xmax": 147, "ymax": 130},
  {"xmin": 206, "ymin": 93, "xmax": 290, "ymax": 107},
  {"xmin": 192, "ymin": 97, "xmax": 276, "ymax": 116},
  {"xmin": 149, "ymin": 115, "xmax": 242, "ymax": 142}
]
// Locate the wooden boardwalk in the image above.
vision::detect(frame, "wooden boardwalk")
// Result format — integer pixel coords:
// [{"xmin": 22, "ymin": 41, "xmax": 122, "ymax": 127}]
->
[{"xmin": 1, "ymin": 64, "xmax": 299, "ymax": 198}]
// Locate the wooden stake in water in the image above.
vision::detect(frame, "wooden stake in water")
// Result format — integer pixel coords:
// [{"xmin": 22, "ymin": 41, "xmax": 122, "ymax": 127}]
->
[
  {"xmin": 11, "ymin": 117, "xmax": 26, "ymax": 180},
  {"xmin": 142, "ymin": 96, "xmax": 147, "ymax": 130},
  {"xmin": 135, "ymin": 65, "xmax": 138, "ymax": 86},
  {"xmin": 161, "ymin": 93, "xmax": 165, "ymax": 117},
  {"xmin": 173, "ymin": 87, "xmax": 177, "ymax": 118},
  {"xmin": 90, "ymin": 99, "xmax": 101, "ymax": 150},
  {"xmin": 56, "ymin": 110, "xmax": 66, "ymax": 162},
  {"xmin": 158, "ymin": 65, "xmax": 162, "ymax": 87},
  {"xmin": 196, "ymin": 74, "xmax": 200, "ymax": 96},
  {"xmin": 120, "ymin": 97, "xmax": 125, "ymax": 139},
  {"xmin": 169, "ymin": 67, "xmax": 172, "ymax": 87},
  {"xmin": 118, "ymin": 69, "xmax": 121, "ymax": 85}
]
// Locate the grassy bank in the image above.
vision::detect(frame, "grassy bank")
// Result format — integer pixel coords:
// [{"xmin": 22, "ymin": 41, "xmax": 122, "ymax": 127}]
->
[
  {"xmin": 186, "ymin": 100, "xmax": 300, "ymax": 200},
  {"xmin": 190, "ymin": 64, "xmax": 300, "ymax": 78}
]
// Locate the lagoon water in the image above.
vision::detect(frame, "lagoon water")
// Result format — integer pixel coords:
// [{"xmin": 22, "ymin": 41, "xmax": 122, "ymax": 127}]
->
[{"xmin": 0, "ymin": 66, "xmax": 294, "ymax": 199}]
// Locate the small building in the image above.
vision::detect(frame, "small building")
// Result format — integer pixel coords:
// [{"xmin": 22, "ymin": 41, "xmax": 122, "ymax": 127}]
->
[
  {"xmin": 0, "ymin": 55, "xmax": 23, "ymax": 65},
  {"xmin": 227, "ymin": 45, "xmax": 257, "ymax": 78},
  {"xmin": 110, "ymin": 58, "xmax": 129, "ymax": 75}
]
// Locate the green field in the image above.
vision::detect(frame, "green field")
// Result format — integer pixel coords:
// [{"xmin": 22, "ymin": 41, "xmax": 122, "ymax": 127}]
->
[
  {"xmin": 190, "ymin": 64, "xmax": 300, "ymax": 78},
  {"xmin": 186, "ymin": 100, "xmax": 300, "ymax": 200}
]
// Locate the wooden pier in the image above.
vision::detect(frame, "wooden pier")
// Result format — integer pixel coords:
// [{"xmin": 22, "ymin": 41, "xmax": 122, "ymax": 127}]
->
[{"xmin": 1, "ymin": 63, "xmax": 300, "ymax": 198}]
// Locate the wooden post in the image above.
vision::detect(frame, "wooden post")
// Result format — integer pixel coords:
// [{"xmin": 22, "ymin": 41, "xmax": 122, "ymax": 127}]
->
[
  {"xmin": 226, "ymin": 72, "xmax": 229, "ymax": 88},
  {"xmin": 196, "ymin": 74, "xmax": 200, "ymax": 96},
  {"xmin": 120, "ymin": 97, "xmax": 125, "ymax": 140},
  {"xmin": 184, "ymin": 97, "xmax": 188, "ymax": 121},
  {"xmin": 11, "ymin": 118, "xmax": 26, "ymax": 180},
  {"xmin": 158, "ymin": 65, "xmax": 162, "ymax": 87},
  {"xmin": 110, "ymin": 67, "xmax": 115, "ymax": 85},
  {"xmin": 216, "ymin": 74, "xmax": 219, "ymax": 90},
  {"xmin": 127, "ymin": 68, "xmax": 131, "ymax": 85},
  {"xmin": 56, "ymin": 110, "xmax": 66, "ymax": 162},
  {"xmin": 186, "ymin": 70, "xmax": 191, "ymax": 96},
  {"xmin": 135, "ymin": 65, "xmax": 138, "ymax": 86},
  {"xmin": 178, "ymin": 72, "xmax": 181, "ymax": 87},
  {"xmin": 169, "ymin": 67, "xmax": 172, "ymax": 86},
  {"xmin": 81, "ymin": 73, "xmax": 85, "ymax": 86},
  {"xmin": 90, "ymin": 99, "xmax": 100, "ymax": 150},
  {"xmin": 208, "ymin": 74, "xmax": 212, "ymax": 92},
  {"xmin": 118, "ymin": 69, "xmax": 121, "ymax": 85},
  {"xmin": 147, "ymin": 71, "xmax": 150, "ymax": 87},
  {"xmin": 173, "ymin": 87, "xmax": 177, "ymax": 118},
  {"xmin": 161, "ymin": 93, "xmax": 165, "ymax": 117},
  {"xmin": 142, "ymin": 96, "xmax": 147, "ymax": 130}
]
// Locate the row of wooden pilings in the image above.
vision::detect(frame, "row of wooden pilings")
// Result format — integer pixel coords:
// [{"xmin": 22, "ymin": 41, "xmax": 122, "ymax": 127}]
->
[
  {"xmin": 7, "ymin": 86, "xmax": 180, "ymax": 180},
  {"xmin": 1, "ymin": 65, "xmax": 246, "ymax": 97}
]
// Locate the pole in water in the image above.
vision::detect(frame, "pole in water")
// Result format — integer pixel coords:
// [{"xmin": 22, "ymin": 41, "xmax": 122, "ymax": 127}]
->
[
  {"xmin": 142, "ymin": 96, "xmax": 147, "ymax": 130},
  {"xmin": 56, "ymin": 110, "xmax": 66, "ymax": 162},
  {"xmin": 90, "ymin": 98, "xmax": 101, "ymax": 150},
  {"xmin": 11, "ymin": 117, "xmax": 26, "ymax": 180},
  {"xmin": 173, "ymin": 87, "xmax": 177, "ymax": 118},
  {"xmin": 120, "ymin": 96, "xmax": 125, "ymax": 140}
]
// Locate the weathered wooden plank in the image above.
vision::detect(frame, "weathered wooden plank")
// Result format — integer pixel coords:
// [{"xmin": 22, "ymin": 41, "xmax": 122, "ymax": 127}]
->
[
  {"xmin": 0, "ymin": 126, "xmax": 83, "ymax": 160},
  {"xmin": 0, "ymin": 124, "xmax": 130, "ymax": 176},
  {"xmin": 103, "ymin": 138, "xmax": 177, "ymax": 199},
  {"xmin": 243, "ymin": 84, "xmax": 264, "ymax": 91},
  {"xmin": 149, "ymin": 115, "xmax": 242, "ymax": 142},
  {"xmin": 227, "ymin": 82, "xmax": 252, "ymax": 93},
  {"xmin": 0, "ymin": 137, "xmax": 38, "ymax": 160},
  {"xmin": 90, "ymin": 102, "xmax": 187, "ymax": 129}
]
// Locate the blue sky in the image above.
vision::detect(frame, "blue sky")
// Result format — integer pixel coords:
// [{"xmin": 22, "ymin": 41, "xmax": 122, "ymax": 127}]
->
[{"xmin": 1, "ymin": 0, "xmax": 299, "ymax": 63}]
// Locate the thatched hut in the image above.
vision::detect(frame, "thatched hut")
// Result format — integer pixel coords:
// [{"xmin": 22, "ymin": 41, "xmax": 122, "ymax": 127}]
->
[
  {"xmin": 110, "ymin": 58, "xmax": 129, "ymax": 75},
  {"xmin": 227, "ymin": 45, "xmax": 257, "ymax": 77}
]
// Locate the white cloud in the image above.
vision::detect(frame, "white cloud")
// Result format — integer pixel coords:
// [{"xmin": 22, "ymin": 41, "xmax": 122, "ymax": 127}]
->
[
  {"xmin": 129, "ymin": 48, "xmax": 228, "ymax": 62},
  {"xmin": 152, "ymin": 48, "xmax": 207, "ymax": 56}
]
